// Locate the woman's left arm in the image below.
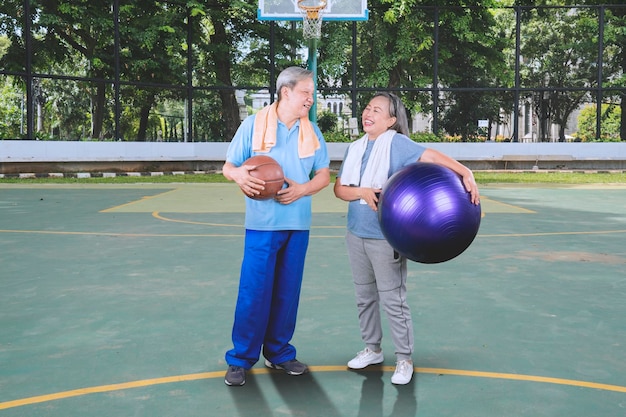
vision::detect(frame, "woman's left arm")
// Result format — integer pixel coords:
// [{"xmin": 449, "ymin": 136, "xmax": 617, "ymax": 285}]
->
[{"xmin": 419, "ymin": 148, "xmax": 480, "ymax": 205}]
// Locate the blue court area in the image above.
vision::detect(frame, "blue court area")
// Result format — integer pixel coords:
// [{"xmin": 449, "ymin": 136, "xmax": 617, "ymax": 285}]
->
[{"xmin": 1, "ymin": 182, "xmax": 625, "ymax": 416}]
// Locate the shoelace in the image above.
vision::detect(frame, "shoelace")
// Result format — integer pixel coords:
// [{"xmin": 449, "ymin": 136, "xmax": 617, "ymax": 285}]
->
[{"xmin": 396, "ymin": 361, "xmax": 411, "ymax": 373}]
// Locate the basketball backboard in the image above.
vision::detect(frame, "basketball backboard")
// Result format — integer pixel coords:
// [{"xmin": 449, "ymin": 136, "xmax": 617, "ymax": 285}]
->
[{"xmin": 258, "ymin": 0, "xmax": 368, "ymax": 21}]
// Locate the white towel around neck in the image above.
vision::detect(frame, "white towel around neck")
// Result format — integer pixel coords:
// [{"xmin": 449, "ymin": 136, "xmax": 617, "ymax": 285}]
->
[{"xmin": 340, "ymin": 129, "xmax": 395, "ymax": 204}]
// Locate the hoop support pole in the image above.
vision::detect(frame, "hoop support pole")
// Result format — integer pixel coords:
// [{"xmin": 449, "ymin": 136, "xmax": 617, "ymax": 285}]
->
[{"xmin": 307, "ymin": 37, "xmax": 319, "ymax": 122}]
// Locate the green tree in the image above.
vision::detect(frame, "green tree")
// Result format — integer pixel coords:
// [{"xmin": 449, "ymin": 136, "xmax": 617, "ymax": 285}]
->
[
  {"xmin": 317, "ymin": 110, "xmax": 338, "ymax": 133},
  {"xmin": 0, "ymin": 0, "xmax": 201, "ymax": 141},
  {"xmin": 601, "ymin": 4, "xmax": 626, "ymax": 141},
  {"xmin": 0, "ymin": 75, "xmax": 22, "ymax": 138},
  {"xmin": 2, "ymin": 1, "xmax": 622, "ymax": 144},
  {"xmin": 36, "ymin": 0, "xmax": 115, "ymax": 140},
  {"xmin": 117, "ymin": 2, "xmax": 187, "ymax": 141},
  {"xmin": 0, "ymin": 35, "xmax": 9, "ymax": 58},
  {"xmin": 577, "ymin": 104, "xmax": 621, "ymax": 141},
  {"xmin": 351, "ymin": 0, "xmax": 432, "ymax": 118},
  {"xmin": 348, "ymin": 0, "xmax": 510, "ymax": 140},
  {"xmin": 578, "ymin": 1, "xmax": 626, "ymax": 141},
  {"xmin": 435, "ymin": 2, "xmax": 513, "ymax": 140},
  {"xmin": 520, "ymin": 7, "xmax": 599, "ymax": 141},
  {"xmin": 196, "ymin": 1, "xmax": 302, "ymax": 140},
  {"xmin": 0, "ymin": 37, "xmax": 21, "ymax": 138}
]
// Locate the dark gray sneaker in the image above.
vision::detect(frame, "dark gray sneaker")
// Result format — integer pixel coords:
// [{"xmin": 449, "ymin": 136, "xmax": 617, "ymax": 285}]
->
[
  {"xmin": 224, "ymin": 365, "xmax": 246, "ymax": 386},
  {"xmin": 264, "ymin": 359, "xmax": 309, "ymax": 375}
]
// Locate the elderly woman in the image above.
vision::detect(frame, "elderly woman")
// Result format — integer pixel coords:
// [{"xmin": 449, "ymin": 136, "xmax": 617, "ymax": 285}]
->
[{"xmin": 334, "ymin": 92, "xmax": 479, "ymax": 385}]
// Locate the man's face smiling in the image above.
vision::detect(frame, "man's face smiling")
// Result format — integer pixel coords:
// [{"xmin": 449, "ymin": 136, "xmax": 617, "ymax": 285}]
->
[{"xmin": 282, "ymin": 78, "xmax": 314, "ymax": 121}]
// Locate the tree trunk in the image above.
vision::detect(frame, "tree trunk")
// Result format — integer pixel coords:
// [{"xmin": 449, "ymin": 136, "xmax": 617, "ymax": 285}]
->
[
  {"xmin": 137, "ymin": 94, "xmax": 156, "ymax": 142},
  {"xmin": 212, "ymin": 18, "xmax": 240, "ymax": 141},
  {"xmin": 613, "ymin": 6, "xmax": 626, "ymax": 141},
  {"xmin": 621, "ymin": 54, "xmax": 626, "ymax": 141},
  {"xmin": 91, "ymin": 81, "xmax": 106, "ymax": 139},
  {"xmin": 559, "ymin": 124, "xmax": 566, "ymax": 142},
  {"xmin": 621, "ymin": 93, "xmax": 626, "ymax": 141}
]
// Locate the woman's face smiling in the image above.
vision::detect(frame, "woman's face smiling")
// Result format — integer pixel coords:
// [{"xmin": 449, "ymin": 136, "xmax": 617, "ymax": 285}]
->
[{"xmin": 361, "ymin": 95, "xmax": 396, "ymax": 140}]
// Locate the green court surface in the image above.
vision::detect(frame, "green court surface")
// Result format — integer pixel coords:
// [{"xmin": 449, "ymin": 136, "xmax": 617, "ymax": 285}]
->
[{"xmin": 1, "ymin": 183, "xmax": 625, "ymax": 416}]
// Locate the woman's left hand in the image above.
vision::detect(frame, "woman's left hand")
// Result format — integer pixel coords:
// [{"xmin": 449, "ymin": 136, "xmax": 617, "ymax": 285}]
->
[{"xmin": 462, "ymin": 174, "xmax": 480, "ymax": 205}]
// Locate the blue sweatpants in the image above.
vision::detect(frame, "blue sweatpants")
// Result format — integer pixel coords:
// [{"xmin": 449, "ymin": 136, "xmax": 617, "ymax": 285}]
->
[{"xmin": 225, "ymin": 229, "xmax": 310, "ymax": 369}]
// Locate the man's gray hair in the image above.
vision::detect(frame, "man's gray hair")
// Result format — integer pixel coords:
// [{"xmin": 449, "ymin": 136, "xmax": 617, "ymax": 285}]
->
[{"xmin": 276, "ymin": 67, "xmax": 314, "ymax": 101}]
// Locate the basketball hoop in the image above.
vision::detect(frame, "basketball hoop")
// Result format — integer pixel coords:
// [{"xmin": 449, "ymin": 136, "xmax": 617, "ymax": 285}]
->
[{"xmin": 298, "ymin": 0, "xmax": 327, "ymax": 40}]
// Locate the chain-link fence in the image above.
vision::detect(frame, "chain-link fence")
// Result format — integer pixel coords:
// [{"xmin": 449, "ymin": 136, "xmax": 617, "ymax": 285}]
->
[{"xmin": 0, "ymin": 2, "xmax": 624, "ymax": 142}]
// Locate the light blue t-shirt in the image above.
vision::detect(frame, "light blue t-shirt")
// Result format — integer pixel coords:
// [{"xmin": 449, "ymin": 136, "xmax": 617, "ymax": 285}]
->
[
  {"xmin": 226, "ymin": 114, "xmax": 329, "ymax": 231},
  {"xmin": 338, "ymin": 133, "xmax": 426, "ymax": 239}
]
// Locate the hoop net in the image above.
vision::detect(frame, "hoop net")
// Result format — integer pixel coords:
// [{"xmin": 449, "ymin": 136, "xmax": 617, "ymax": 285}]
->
[{"xmin": 298, "ymin": 0, "xmax": 327, "ymax": 39}]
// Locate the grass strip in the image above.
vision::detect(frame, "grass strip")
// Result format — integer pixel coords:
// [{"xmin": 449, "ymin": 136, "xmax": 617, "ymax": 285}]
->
[{"xmin": 0, "ymin": 171, "xmax": 625, "ymax": 185}]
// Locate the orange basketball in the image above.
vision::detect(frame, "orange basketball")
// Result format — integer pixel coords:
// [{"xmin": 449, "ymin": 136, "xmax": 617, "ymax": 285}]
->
[{"xmin": 242, "ymin": 155, "xmax": 285, "ymax": 200}]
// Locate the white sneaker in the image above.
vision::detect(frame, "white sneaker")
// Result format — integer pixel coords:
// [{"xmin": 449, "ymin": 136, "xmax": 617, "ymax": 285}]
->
[
  {"xmin": 391, "ymin": 360, "xmax": 414, "ymax": 385},
  {"xmin": 347, "ymin": 348, "xmax": 384, "ymax": 369}
]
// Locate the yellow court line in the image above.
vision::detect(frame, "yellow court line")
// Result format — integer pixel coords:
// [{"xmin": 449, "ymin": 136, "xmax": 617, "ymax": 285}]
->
[
  {"xmin": 99, "ymin": 189, "xmax": 179, "ymax": 213},
  {"xmin": 0, "ymin": 229, "xmax": 242, "ymax": 238},
  {"xmin": 1, "ymin": 367, "xmax": 625, "ymax": 410},
  {"xmin": 2, "ymin": 228, "xmax": 625, "ymax": 239},
  {"xmin": 417, "ymin": 367, "xmax": 626, "ymax": 393},
  {"xmin": 0, "ymin": 229, "xmax": 344, "ymax": 239},
  {"xmin": 480, "ymin": 196, "xmax": 536, "ymax": 213},
  {"xmin": 151, "ymin": 212, "xmax": 346, "ymax": 229},
  {"xmin": 479, "ymin": 229, "xmax": 626, "ymax": 238},
  {"xmin": 0, "ymin": 371, "xmax": 225, "ymax": 410},
  {"xmin": 152, "ymin": 211, "xmax": 241, "ymax": 227}
]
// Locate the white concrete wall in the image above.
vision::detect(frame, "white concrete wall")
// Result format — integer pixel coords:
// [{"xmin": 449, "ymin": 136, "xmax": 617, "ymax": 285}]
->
[
  {"xmin": 0, "ymin": 141, "xmax": 231, "ymax": 162},
  {"xmin": 421, "ymin": 142, "xmax": 626, "ymax": 161},
  {"xmin": 1, "ymin": 140, "xmax": 625, "ymax": 163}
]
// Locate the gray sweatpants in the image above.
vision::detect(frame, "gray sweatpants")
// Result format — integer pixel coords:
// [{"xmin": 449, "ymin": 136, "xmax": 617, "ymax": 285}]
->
[{"xmin": 346, "ymin": 231, "xmax": 414, "ymax": 361}]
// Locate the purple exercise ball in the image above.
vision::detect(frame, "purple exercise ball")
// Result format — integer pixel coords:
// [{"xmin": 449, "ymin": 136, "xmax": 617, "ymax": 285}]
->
[{"xmin": 378, "ymin": 162, "xmax": 481, "ymax": 264}]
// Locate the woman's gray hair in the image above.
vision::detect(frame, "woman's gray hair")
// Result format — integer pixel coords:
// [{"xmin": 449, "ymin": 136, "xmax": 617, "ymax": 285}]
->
[
  {"xmin": 276, "ymin": 67, "xmax": 314, "ymax": 101},
  {"xmin": 372, "ymin": 92, "xmax": 410, "ymax": 136}
]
